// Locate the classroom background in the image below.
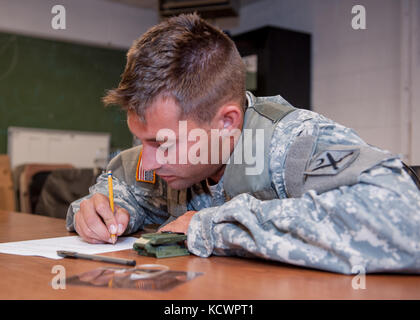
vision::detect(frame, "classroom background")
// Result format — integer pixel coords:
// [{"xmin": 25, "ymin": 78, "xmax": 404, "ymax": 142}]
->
[{"xmin": 0, "ymin": 0, "xmax": 419, "ymax": 218}]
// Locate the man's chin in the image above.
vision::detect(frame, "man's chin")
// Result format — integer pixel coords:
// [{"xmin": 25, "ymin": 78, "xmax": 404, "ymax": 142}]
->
[
  {"xmin": 167, "ymin": 180, "xmax": 191, "ymax": 190},
  {"xmin": 166, "ymin": 179, "xmax": 193, "ymax": 190}
]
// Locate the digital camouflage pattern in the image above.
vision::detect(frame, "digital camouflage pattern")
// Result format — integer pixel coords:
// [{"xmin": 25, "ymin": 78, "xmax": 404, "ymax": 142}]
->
[{"xmin": 66, "ymin": 97, "xmax": 420, "ymax": 274}]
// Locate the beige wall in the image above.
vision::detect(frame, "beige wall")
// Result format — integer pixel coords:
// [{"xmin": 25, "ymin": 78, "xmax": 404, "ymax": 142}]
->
[
  {"xmin": 0, "ymin": 0, "xmax": 158, "ymax": 49},
  {"xmin": 217, "ymin": 0, "xmax": 420, "ymax": 164},
  {"xmin": 1, "ymin": 0, "xmax": 419, "ymax": 164}
]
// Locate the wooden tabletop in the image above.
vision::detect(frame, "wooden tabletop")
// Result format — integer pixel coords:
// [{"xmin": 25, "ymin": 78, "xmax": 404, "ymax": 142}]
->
[{"xmin": 0, "ymin": 210, "xmax": 419, "ymax": 300}]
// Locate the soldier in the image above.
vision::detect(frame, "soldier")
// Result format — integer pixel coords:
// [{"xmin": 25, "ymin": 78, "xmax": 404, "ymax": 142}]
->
[{"xmin": 66, "ymin": 13, "xmax": 420, "ymax": 274}]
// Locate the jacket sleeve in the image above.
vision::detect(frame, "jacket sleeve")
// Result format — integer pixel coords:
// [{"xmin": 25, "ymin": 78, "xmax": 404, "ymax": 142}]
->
[
  {"xmin": 65, "ymin": 172, "xmax": 169, "ymax": 234},
  {"xmin": 187, "ymin": 113, "xmax": 420, "ymax": 274}
]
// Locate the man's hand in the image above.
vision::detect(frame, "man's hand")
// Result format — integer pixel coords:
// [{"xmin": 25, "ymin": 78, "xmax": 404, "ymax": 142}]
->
[
  {"xmin": 74, "ymin": 193, "xmax": 130, "ymax": 244},
  {"xmin": 158, "ymin": 211, "xmax": 198, "ymax": 235}
]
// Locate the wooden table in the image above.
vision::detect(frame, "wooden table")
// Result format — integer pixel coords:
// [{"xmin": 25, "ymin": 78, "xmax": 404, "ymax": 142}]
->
[{"xmin": 0, "ymin": 210, "xmax": 419, "ymax": 300}]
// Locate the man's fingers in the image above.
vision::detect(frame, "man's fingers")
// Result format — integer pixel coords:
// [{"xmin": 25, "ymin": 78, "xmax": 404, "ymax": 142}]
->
[
  {"xmin": 74, "ymin": 194, "xmax": 128, "ymax": 244},
  {"xmin": 75, "ymin": 209, "xmax": 107, "ymax": 244},
  {"xmin": 80, "ymin": 197, "xmax": 114, "ymax": 243},
  {"xmin": 158, "ymin": 210, "xmax": 197, "ymax": 234},
  {"xmin": 92, "ymin": 194, "xmax": 118, "ymax": 236},
  {"xmin": 115, "ymin": 206, "xmax": 130, "ymax": 236},
  {"xmin": 81, "ymin": 201, "xmax": 112, "ymax": 242}
]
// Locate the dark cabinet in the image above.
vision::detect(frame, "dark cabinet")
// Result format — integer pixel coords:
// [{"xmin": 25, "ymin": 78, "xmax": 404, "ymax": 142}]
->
[{"xmin": 233, "ymin": 26, "xmax": 311, "ymax": 110}]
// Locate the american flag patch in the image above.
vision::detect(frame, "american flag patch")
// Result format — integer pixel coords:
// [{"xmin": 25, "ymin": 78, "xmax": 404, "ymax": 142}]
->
[{"xmin": 136, "ymin": 150, "xmax": 156, "ymax": 183}]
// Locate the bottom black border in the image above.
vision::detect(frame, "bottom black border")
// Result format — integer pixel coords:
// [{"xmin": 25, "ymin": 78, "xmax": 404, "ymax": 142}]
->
[{"xmin": 1, "ymin": 300, "xmax": 419, "ymax": 318}]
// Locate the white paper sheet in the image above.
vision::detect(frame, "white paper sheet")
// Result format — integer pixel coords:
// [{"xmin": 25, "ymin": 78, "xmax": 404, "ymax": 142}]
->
[{"xmin": 0, "ymin": 236, "xmax": 137, "ymax": 259}]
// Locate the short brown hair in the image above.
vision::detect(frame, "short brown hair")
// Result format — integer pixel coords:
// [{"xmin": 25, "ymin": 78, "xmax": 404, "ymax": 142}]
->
[{"xmin": 102, "ymin": 13, "xmax": 246, "ymax": 123}]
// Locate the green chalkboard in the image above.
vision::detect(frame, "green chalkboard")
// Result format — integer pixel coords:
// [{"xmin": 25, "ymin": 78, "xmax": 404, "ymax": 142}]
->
[{"xmin": 0, "ymin": 32, "xmax": 132, "ymax": 154}]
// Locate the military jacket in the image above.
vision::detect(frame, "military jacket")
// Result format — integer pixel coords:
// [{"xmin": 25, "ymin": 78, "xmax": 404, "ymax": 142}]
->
[{"xmin": 66, "ymin": 92, "xmax": 420, "ymax": 274}]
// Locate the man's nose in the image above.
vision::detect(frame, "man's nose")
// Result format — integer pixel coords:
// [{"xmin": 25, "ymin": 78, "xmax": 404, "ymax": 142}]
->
[{"xmin": 141, "ymin": 146, "xmax": 162, "ymax": 171}]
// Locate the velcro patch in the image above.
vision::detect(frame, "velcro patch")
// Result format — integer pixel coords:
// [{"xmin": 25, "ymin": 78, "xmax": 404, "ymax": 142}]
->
[
  {"xmin": 136, "ymin": 150, "xmax": 156, "ymax": 183},
  {"xmin": 305, "ymin": 149, "xmax": 360, "ymax": 176},
  {"xmin": 284, "ymin": 135, "xmax": 392, "ymax": 198}
]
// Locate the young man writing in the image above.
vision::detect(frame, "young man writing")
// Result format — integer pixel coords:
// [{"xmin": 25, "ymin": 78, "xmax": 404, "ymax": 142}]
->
[{"xmin": 66, "ymin": 14, "xmax": 420, "ymax": 274}]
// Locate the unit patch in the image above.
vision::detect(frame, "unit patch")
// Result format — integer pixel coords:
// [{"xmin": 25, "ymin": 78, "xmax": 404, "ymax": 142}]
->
[{"xmin": 305, "ymin": 148, "xmax": 360, "ymax": 176}]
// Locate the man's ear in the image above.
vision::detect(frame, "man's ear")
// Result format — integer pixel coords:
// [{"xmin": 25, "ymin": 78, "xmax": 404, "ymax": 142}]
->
[{"xmin": 213, "ymin": 103, "xmax": 243, "ymax": 132}]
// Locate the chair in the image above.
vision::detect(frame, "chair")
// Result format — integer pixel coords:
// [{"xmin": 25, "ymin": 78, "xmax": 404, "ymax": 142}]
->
[
  {"xmin": 411, "ymin": 165, "xmax": 420, "ymax": 177},
  {"xmin": 403, "ymin": 164, "xmax": 419, "ymax": 188},
  {"xmin": 0, "ymin": 155, "xmax": 15, "ymax": 211},
  {"xmin": 33, "ymin": 168, "xmax": 101, "ymax": 219},
  {"xmin": 18, "ymin": 163, "xmax": 74, "ymax": 213}
]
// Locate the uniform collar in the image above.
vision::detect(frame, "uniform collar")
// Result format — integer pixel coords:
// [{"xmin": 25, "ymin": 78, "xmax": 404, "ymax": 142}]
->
[{"xmin": 245, "ymin": 91, "xmax": 256, "ymax": 109}]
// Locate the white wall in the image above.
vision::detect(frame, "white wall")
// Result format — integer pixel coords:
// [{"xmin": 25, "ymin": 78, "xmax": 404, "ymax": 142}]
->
[
  {"xmin": 216, "ymin": 0, "xmax": 420, "ymax": 164},
  {"xmin": 400, "ymin": 0, "xmax": 420, "ymax": 165},
  {"xmin": 312, "ymin": 0, "xmax": 403, "ymax": 157},
  {"xmin": 1, "ymin": 0, "xmax": 419, "ymax": 164},
  {"xmin": 0, "ymin": 0, "xmax": 158, "ymax": 49}
]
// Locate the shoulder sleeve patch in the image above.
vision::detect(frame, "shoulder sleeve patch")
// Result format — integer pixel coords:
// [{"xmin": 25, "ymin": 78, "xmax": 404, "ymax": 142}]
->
[
  {"xmin": 305, "ymin": 148, "xmax": 360, "ymax": 176},
  {"xmin": 284, "ymin": 135, "xmax": 395, "ymax": 198}
]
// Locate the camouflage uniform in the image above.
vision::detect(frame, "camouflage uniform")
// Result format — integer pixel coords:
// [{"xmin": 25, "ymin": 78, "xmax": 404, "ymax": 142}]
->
[{"xmin": 66, "ymin": 93, "xmax": 420, "ymax": 274}]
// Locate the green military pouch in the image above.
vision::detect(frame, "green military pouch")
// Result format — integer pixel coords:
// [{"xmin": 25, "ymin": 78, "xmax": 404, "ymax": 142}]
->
[{"xmin": 133, "ymin": 232, "xmax": 190, "ymax": 258}]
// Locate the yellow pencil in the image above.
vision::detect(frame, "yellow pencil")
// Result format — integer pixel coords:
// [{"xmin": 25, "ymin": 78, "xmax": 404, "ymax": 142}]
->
[{"xmin": 107, "ymin": 170, "xmax": 116, "ymax": 244}]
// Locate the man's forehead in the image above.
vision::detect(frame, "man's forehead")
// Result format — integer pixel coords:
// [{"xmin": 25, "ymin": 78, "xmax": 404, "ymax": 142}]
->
[
  {"xmin": 146, "ymin": 95, "xmax": 181, "ymax": 118},
  {"xmin": 127, "ymin": 97, "xmax": 182, "ymax": 136}
]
